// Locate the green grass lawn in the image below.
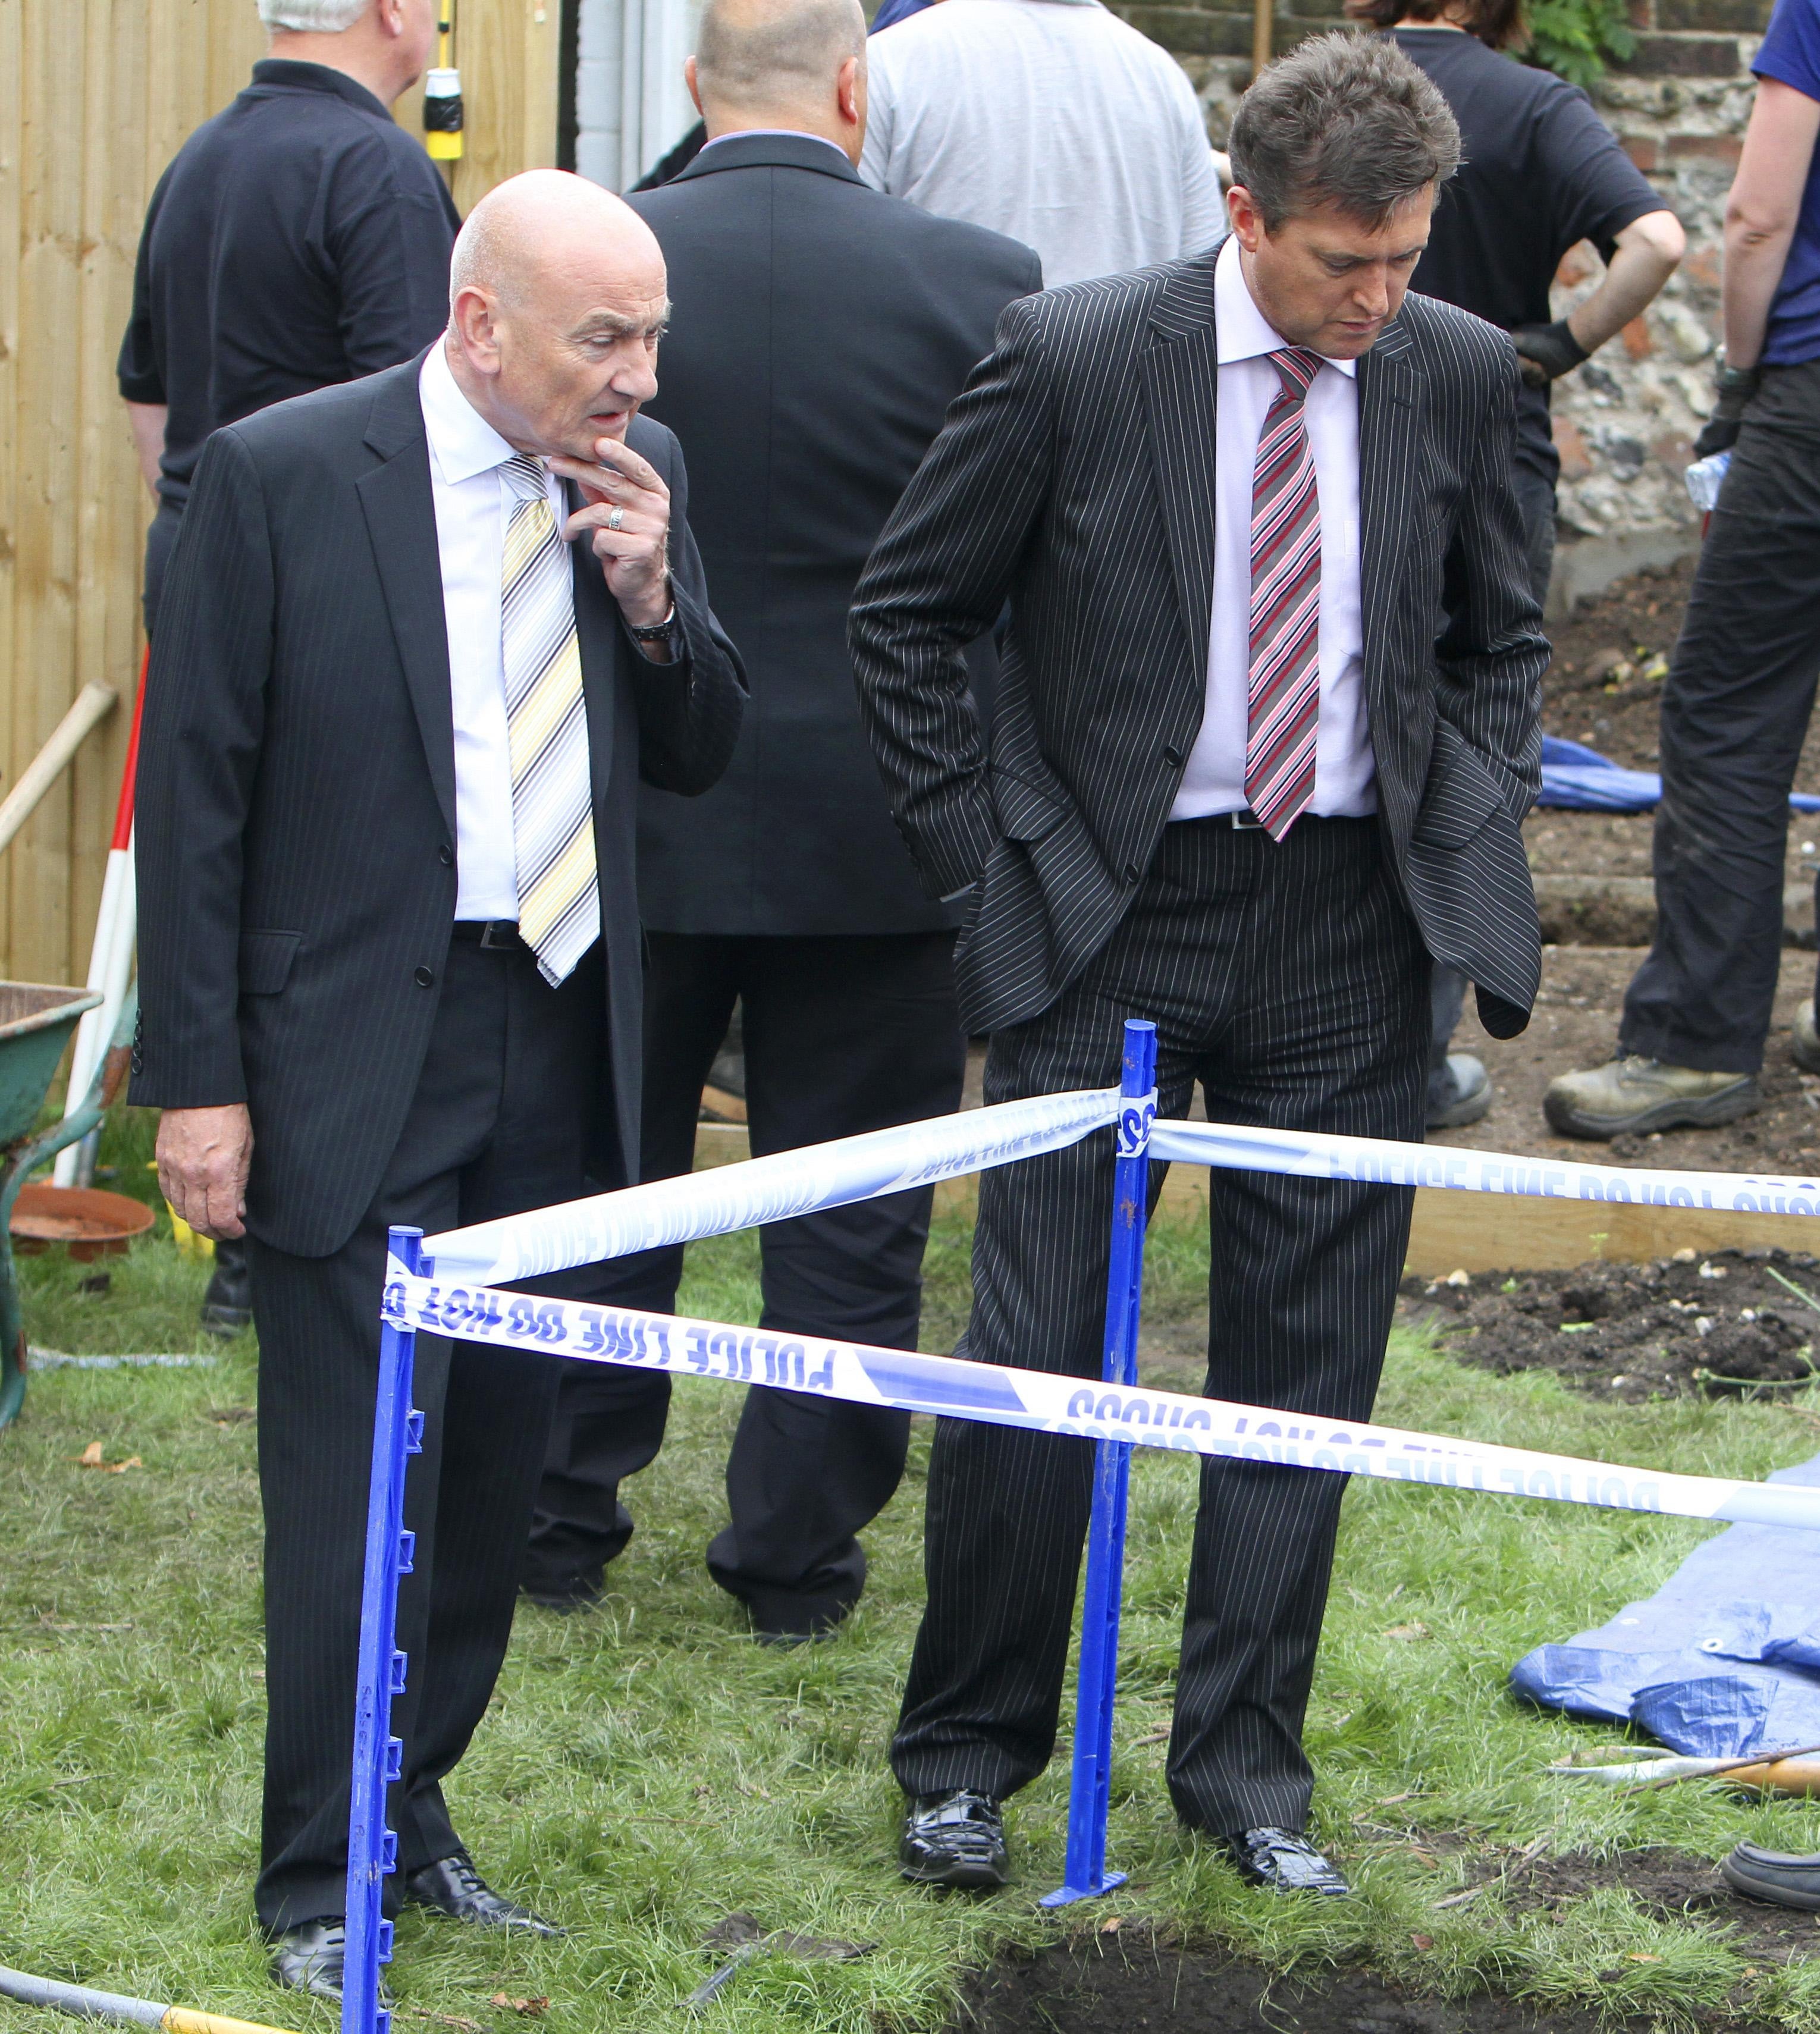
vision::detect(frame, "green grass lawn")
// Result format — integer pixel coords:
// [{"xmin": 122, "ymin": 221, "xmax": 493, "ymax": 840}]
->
[{"xmin": 7, "ymin": 1115, "xmax": 1820, "ymax": 2030}]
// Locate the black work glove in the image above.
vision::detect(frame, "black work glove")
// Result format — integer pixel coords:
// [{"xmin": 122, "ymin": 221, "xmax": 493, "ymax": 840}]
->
[
  {"xmin": 1510, "ymin": 319, "xmax": 1591, "ymax": 388},
  {"xmin": 1693, "ymin": 362, "xmax": 1762, "ymax": 458}
]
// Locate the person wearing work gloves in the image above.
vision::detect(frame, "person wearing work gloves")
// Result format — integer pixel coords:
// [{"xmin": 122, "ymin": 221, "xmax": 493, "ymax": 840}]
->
[
  {"xmin": 1546, "ymin": 0, "xmax": 1820, "ymax": 1141},
  {"xmin": 1348, "ymin": 0, "xmax": 1683, "ymax": 1130}
]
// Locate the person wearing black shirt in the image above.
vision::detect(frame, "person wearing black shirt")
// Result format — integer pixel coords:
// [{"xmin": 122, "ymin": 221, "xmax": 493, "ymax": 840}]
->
[
  {"xmin": 1348, "ymin": 0, "xmax": 1683, "ymax": 1129},
  {"xmin": 118, "ymin": 0, "xmax": 457, "ymax": 1344}
]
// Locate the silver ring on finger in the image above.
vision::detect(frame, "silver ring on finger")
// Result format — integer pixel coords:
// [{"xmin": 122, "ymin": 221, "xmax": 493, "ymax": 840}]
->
[{"xmin": 606, "ymin": 507, "xmax": 625, "ymax": 532}]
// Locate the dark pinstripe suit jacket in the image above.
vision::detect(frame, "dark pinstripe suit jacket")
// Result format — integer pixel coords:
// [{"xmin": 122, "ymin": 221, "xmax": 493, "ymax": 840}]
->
[
  {"xmin": 133, "ymin": 353, "xmax": 745, "ymax": 1258},
  {"xmin": 850, "ymin": 246, "xmax": 1548, "ymax": 1042}
]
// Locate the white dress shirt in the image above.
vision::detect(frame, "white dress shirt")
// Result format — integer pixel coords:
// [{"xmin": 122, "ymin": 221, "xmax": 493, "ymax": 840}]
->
[
  {"xmin": 859, "ymin": 0, "xmax": 1224, "ymax": 287},
  {"xmin": 419, "ymin": 341, "xmax": 570, "ymax": 919},
  {"xmin": 1170, "ymin": 235, "xmax": 1375, "ymax": 823}
]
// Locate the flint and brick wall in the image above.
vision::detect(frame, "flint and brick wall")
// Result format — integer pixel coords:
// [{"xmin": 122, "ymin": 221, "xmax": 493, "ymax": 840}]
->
[{"xmin": 1113, "ymin": 0, "xmax": 1773, "ymax": 605}]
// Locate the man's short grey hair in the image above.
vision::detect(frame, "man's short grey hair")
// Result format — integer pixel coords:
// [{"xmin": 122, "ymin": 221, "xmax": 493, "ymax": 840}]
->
[
  {"xmin": 694, "ymin": 0, "xmax": 866, "ymax": 110},
  {"xmin": 1229, "ymin": 32, "xmax": 1461, "ymax": 232},
  {"xmin": 258, "ymin": 0, "xmax": 369, "ymax": 30}
]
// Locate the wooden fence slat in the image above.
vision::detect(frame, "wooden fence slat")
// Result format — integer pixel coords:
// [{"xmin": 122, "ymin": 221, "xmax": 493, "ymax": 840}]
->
[{"xmin": 1, "ymin": 2, "xmax": 553, "ymax": 987}]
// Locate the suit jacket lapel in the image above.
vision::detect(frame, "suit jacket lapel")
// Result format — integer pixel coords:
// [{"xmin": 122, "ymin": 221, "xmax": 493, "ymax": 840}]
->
[
  {"xmin": 1139, "ymin": 253, "xmax": 1220, "ymax": 688},
  {"xmin": 1356, "ymin": 316, "xmax": 1424, "ymax": 723},
  {"xmin": 357, "ymin": 361, "xmax": 457, "ymax": 841},
  {"xmin": 565, "ymin": 483, "xmax": 619, "ymax": 815}
]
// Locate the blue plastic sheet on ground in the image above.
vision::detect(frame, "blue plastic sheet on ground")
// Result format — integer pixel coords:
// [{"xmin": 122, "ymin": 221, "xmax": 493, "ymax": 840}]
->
[
  {"xmin": 1539, "ymin": 734, "xmax": 1820, "ymax": 816},
  {"xmin": 1510, "ymin": 1449, "xmax": 1820, "ymax": 1756}
]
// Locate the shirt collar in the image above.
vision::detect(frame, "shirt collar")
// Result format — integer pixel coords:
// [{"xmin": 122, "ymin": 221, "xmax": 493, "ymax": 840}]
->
[
  {"xmin": 1213, "ymin": 234, "xmax": 1358, "ymax": 379},
  {"xmin": 697, "ymin": 128, "xmax": 852, "ymax": 161},
  {"xmin": 249, "ymin": 59, "xmax": 391, "ymax": 120},
  {"xmin": 419, "ymin": 341, "xmax": 523, "ymax": 487}
]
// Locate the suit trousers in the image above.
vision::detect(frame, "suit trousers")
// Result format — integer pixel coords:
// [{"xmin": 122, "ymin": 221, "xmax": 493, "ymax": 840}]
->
[
  {"xmin": 249, "ymin": 933, "xmax": 605, "ymax": 1931},
  {"xmin": 1620, "ymin": 360, "xmax": 1820, "ymax": 1074},
  {"xmin": 526, "ymin": 929, "xmax": 967, "ymax": 1634},
  {"xmin": 891, "ymin": 815, "xmax": 1428, "ymax": 1835}
]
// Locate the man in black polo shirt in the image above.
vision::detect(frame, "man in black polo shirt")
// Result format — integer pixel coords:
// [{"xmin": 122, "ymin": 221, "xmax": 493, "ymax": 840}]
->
[
  {"xmin": 119, "ymin": 0, "xmax": 456, "ymax": 1340},
  {"xmin": 1347, "ymin": 0, "xmax": 1683, "ymax": 1129}
]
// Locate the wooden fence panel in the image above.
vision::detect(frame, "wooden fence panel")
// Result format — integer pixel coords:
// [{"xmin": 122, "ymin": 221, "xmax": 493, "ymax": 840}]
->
[{"xmin": 0, "ymin": 0, "xmax": 558, "ymax": 990}]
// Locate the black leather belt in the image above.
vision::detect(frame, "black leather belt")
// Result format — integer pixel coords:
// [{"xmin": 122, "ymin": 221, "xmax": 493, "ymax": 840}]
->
[{"xmin": 450, "ymin": 920, "xmax": 523, "ymax": 948}]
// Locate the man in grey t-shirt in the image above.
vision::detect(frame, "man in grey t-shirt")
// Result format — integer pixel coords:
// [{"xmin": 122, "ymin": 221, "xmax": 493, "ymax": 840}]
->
[{"xmin": 859, "ymin": 0, "xmax": 1224, "ymax": 287}]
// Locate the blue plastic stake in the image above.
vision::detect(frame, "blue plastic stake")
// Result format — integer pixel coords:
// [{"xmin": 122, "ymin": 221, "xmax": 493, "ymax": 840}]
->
[
  {"xmin": 343, "ymin": 1227, "xmax": 428, "ymax": 2034},
  {"xmin": 1041, "ymin": 1018, "xmax": 1157, "ymax": 1909}
]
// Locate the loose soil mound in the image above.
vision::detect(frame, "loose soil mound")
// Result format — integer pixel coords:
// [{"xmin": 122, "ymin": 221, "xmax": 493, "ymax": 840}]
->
[{"xmin": 1401, "ymin": 1248, "xmax": 1820, "ymax": 1400}]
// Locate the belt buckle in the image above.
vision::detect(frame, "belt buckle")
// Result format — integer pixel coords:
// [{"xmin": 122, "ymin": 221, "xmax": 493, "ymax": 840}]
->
[
  {"xmin": 478, "ymin": 920, "xmax": 515, "ymax": 950},
  {"xmin": 1229, "ymin": 809, "xmax": 1263, "ymax": 831}
]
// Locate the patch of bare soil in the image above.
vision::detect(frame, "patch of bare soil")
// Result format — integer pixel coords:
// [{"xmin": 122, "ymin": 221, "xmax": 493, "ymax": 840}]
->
[
  {"xmin": 952, "ymin": 1907, "xmax": 1788, "ymax": 2033},
  {"xmin": 1400, "ymin": 1247, "xmax": 1820, "ymax": 1401},
  {"xmin": 1436, "ymin": 946, "xmax": 1820, "ymax": 1179},
  {"xmin": 1542, "ymin": 557, "xmax": 1820, "ymax": 801}
]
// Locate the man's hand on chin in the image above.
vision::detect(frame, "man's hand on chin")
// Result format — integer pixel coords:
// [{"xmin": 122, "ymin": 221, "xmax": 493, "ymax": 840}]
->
[
  {"xmin": 157, "ymin": 1103, "xmax": 254, "ymax": 1242},
  {"xmin": 554, "ymin": 435, "xmax": 675, "ymax": 654}
]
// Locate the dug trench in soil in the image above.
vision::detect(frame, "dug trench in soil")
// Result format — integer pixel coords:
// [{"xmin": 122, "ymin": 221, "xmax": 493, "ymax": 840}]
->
[{"xmin": 950, "ymin": 1903, "xmax": 1791, "ymax": 2033}]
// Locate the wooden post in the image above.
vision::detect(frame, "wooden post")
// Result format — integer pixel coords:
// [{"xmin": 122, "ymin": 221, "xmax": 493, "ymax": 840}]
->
[{"xmin": 1253, "ymin": 0, "xmax": 1274, "ymax": 74}]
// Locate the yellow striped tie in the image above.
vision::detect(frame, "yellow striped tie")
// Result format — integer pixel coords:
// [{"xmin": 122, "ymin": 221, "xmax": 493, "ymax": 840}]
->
[{"xmin": 500, "ymin": 453, "xmax": 598, "ymax": 985}]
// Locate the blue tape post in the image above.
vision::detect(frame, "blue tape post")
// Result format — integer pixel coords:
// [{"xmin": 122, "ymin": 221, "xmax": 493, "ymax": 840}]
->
[
  {"xmin": 344, "ymin": 1226, "xmax": 426, "ymax": 2034},
  {"xmin": 1043, "ymin": 1018, "xmax": 1157, "ymax": 1909}
]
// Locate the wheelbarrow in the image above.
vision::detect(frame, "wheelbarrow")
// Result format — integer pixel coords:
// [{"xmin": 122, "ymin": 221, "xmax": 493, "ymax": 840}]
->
[{"xmin": 0, "ymin": 979, "xmax": 138, "ymax": 1429}]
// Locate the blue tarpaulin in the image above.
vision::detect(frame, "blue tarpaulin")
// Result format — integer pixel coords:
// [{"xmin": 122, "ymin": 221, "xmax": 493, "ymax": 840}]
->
[
  {"xmin": 1511, "ymin": 1451, "xmax": 1820, "ymax": 1756},
  {"xmin": 1539, "ymin": 735, "xmax": 1820, "ymax": 816}
]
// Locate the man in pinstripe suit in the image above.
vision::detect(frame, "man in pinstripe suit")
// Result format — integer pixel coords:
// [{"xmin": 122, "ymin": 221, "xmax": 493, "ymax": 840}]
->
[{"xmin": 852, "ymin": 33, "xmax": 1547, "ymax": 1894}]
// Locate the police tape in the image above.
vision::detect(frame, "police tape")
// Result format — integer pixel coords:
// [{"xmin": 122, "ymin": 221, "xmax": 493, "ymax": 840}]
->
[
  {"xmin": 383, "ymin": 1269, "xmax": 1820, "ymax": 1534},
  {"xmin": 428, "ymin": 1085, "xmax": 1122, "ymax": 1283},
  {"xmin": 1149, "ymin": 1117, "xmax": 1820, "ymax": 1216}
]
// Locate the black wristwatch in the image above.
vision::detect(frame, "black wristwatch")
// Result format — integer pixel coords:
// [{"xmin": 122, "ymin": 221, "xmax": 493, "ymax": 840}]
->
[{"xmin": 626, "ymin": 603, "xmax": 678, "ymax": 644}]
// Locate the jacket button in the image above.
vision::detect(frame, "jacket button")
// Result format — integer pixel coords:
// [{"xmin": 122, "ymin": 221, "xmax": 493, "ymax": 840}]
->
[
  {"xmin": 414, "ymin": 966, "xmax": 435, "ymax": 988},
  {"xmin": 1163, "ymin": 745, "xmax": 1184, "ymax": 768},
  {"xmin": 438, "ymin": 844, "xmax": 453, "ymax": 867},
  {"xmin": 1124, "ymin": 861, "xmax": 1141, "ymax": 883}
]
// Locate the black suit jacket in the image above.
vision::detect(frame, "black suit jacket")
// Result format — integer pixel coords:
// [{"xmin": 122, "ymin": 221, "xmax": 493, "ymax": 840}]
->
[
  {"xmin": 851, "ymin": 250, "xmax": 1548, "ymax": 1039},
  {"xmin": 628, "ymin": 134, "xmax": 1041, "ymax": 936},
  {"xmin": 134, "ymin": 353, "xmax": 745, "ymax": 1257}
]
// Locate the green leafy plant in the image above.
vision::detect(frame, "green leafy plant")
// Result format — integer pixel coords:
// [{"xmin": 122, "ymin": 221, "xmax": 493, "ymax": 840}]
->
[{"xmin": 1524, "ymin": 0, "xmax": 1637, "ymax": 89}]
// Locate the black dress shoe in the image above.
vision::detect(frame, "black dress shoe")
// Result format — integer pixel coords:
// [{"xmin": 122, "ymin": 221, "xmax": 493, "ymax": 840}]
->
[
  {"xmin": 518, "ymin": 1576, "xmax": 603, "ymax": 1614},
  {"xmin": 271, "ymin": 1918, "xmax": 383, "ymax": 2003},
  {"xmin": 1723, "ymin": 1841, "xmax": 1820, "ymax": 1910},
  {"xmin": 404, "ymin": 1850, "xmax": 565, "ymax": 1935},
  {"xmin": 1221, "ymin": 1826, "xmax": 1350, "ymax": 1896},
  {"xmin": 200, "ymin": 1234, "xmax": 254, "ymax": 1337},
  {"xmin": 899, "ymin": 1790, "xmax": 1009, "ymax": 1888}
]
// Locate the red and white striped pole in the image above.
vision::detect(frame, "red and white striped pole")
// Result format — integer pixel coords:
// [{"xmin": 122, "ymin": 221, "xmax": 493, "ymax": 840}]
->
[{"xmin": 54, "ymin": 648, "xmax": 146, "ymax": 1189}]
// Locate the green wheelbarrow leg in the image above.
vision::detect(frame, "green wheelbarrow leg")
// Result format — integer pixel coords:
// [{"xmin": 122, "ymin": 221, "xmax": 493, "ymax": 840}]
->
[{"xmin": 0, "ymin": 984, "xmax": 139, "ymax": 1430}]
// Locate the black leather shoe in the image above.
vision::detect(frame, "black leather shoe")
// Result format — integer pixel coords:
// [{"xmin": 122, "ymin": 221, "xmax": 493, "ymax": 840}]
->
[
  {"xmin": 199, "ymin": 1235, "xmax": 254, "ymax": 1337},
  {"xmin": 1221, "ymin": 1826, "xmax": 1350, "ymax": 1895},
  {"xmin": 404, "ymin": 1850, "xmax": 565, "ymax": 1935},
  {"xmin": 270, "ymin": 1918, "xmax": 382, "ymax": 2003},
  {"xmin": 899, "ymin": 1790, "xmax": 1009, "ymax": 1888},
  {"xmin": 1723, "ymin": 1841, "xmax": 1820, "ymax": 1910},
  {"xmin": 518, "ymin": 1575, "xmax": 603, "ymax": 1614}
]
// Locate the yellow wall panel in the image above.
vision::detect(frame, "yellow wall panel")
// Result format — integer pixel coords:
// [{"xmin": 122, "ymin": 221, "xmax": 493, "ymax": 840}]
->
[{"xmin": 0, "ymin": 0, "xmax": 558, "ymax": 987}]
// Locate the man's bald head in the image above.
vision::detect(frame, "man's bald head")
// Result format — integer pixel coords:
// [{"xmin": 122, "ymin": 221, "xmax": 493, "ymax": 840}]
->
[
  {"xmin": 691, "ymin": 0, "xmax": 867, "ymax": 149},
  {"xmin": 450, "ymin": 169, "xmax": 663, "ymax": 316},
  {"xmin": 444, "ymin": 171, "xmax": 669, "ymax": 462}
]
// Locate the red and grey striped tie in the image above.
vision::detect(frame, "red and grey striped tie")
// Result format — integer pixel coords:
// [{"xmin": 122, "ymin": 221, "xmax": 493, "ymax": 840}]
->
[{"xmin": 1244, "ymin": 346, "xmax": 1324, "ymax": 840}]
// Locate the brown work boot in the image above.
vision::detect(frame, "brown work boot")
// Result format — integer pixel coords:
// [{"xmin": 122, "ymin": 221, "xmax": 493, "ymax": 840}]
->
[{"xmin": 1543, "ymin": 1054, "xmax": 1760, "ymax": 1140}]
